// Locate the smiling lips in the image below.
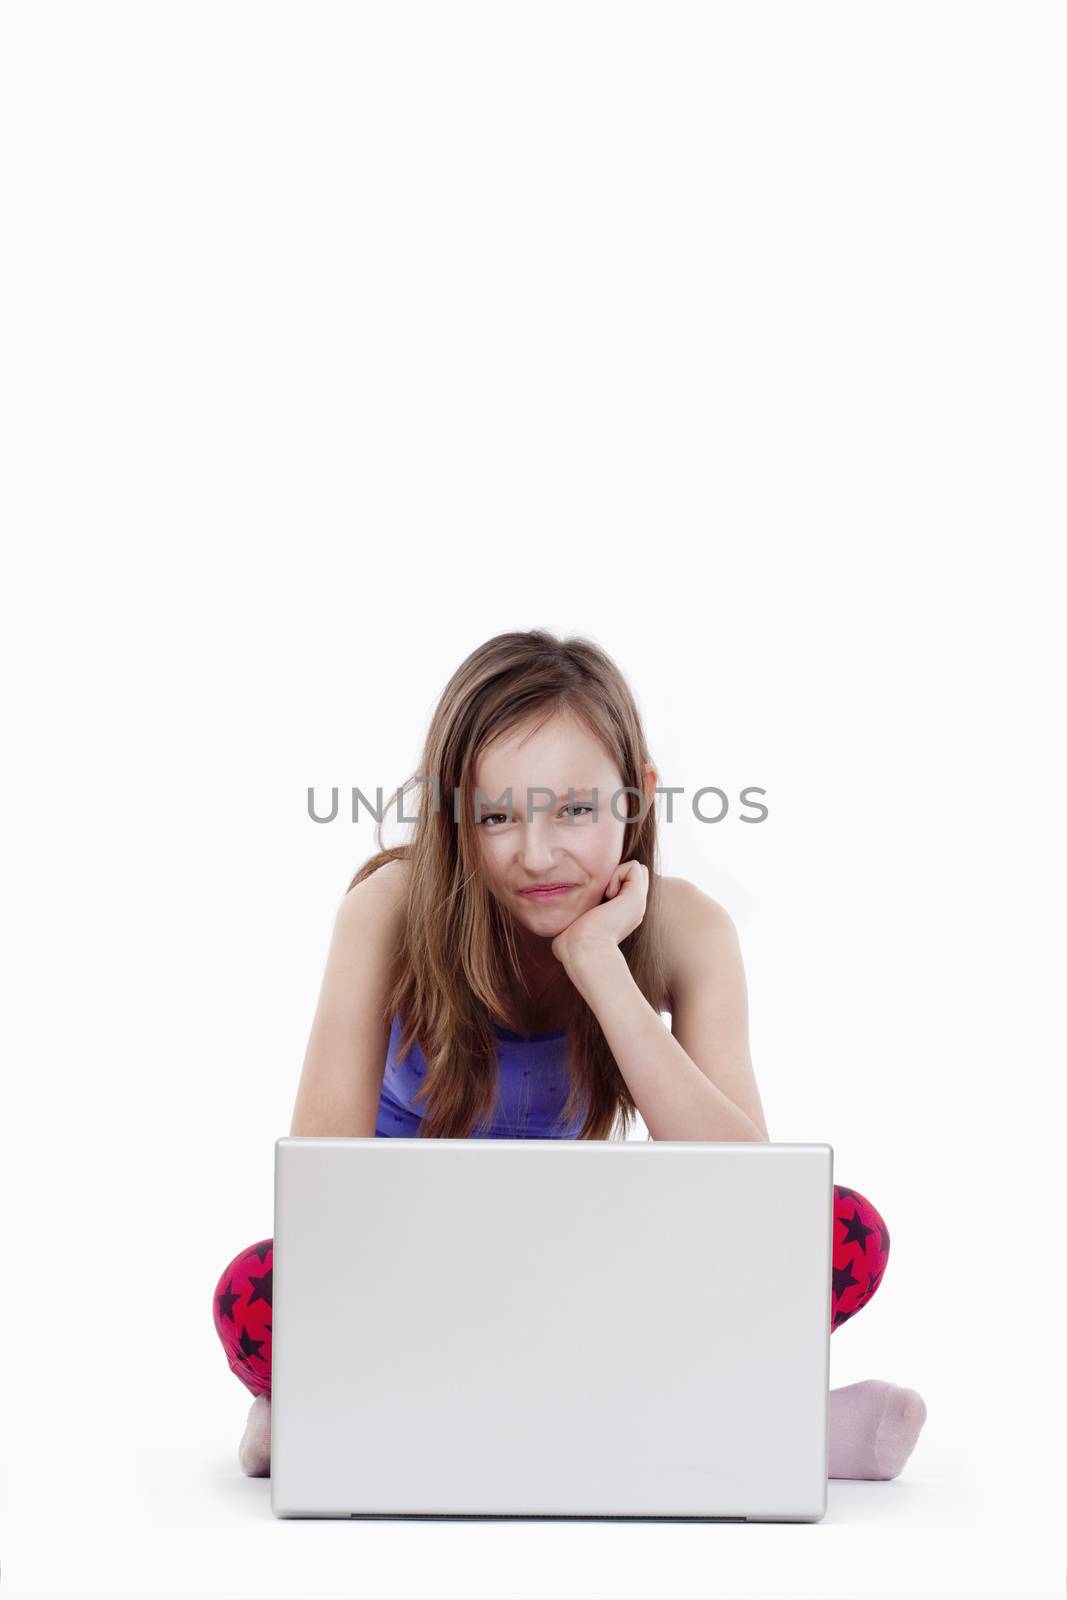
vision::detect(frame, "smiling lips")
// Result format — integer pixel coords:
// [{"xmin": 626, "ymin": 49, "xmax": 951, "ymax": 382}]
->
[{"xmin": 519, "ymin": 884, "xmax": 576, "ymax": 899}]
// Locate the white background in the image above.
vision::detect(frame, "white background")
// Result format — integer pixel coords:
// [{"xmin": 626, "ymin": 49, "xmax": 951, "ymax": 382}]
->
[{"xmin": 1, "ymin": 4, "xmax": 1064, "ymax": 1597}]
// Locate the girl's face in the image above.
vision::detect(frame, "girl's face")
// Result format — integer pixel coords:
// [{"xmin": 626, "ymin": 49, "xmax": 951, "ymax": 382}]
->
[{"xmin": 472, "ymin": 710, "xmax": 654, "ymax": 950}]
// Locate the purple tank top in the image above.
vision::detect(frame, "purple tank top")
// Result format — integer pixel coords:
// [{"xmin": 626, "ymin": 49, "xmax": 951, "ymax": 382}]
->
[{"xmin": 376, "ymin": 1014, "xmax": 586, "ymax": 1139}]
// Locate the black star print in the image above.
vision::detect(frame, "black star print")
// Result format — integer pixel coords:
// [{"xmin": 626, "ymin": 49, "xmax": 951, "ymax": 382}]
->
[
  {"xmin": 866, "ymin": 1265, "xmax": 884, "ymax": 1297},
  {"xmin": 238, "ymin": 1326, "xmax": 266, "ymax": 1363},
  {"xmin": 877, "ymin": 1219, "xmax": 891, "ymax": 1256},
  {"xmin": 838, "ymin": 1209, "xmax": 875, "ymax": 1252},
  {"xmin": 832, "ymin": 1305, "xmax": 857, "ymax": 1328},
  {"xmin": 215, "ymin": 1279, "xmax": 240, "ymax": 1323},
  {"xmin": 832, "ymin": 1258, "xmax": 861, "ymax": 1301},
  {"xmin": 242, "ymin": 1240, "xmax": 272, "ymax": 1265},
  {"xmin": 247, "ymin": 1268, "xmax": 272, "ymax": 1309},
  {"xmin": 835, "ymin": 1186, "xmax": 861, "ymax": 1203}
]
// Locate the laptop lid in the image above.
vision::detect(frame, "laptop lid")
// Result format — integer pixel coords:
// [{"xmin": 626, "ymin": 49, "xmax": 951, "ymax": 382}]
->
[{"xmin": 271, "ymin": 1138, "xmax": 833, "ymax": 1521}]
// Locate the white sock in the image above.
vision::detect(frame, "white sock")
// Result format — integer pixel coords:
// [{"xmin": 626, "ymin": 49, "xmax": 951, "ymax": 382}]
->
[
  {"xmin": 238, "ymin": 1394, "xmax": 271, "ymax": 1477},
  {"xmin": 828, "ymin": 1378, "xmax": 927, "ymax": 1480}
]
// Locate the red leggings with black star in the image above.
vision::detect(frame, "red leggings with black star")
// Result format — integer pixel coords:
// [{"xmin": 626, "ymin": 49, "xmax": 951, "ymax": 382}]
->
[{"xmin": 213, "ymin": 1182, "xmax": 890, "ymax": 1399}]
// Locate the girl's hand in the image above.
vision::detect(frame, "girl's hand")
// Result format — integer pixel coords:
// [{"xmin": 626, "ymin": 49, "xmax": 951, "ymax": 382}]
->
[{"xmin": 551, "ymin": 861, "xmax": 650, "ymax": 969}]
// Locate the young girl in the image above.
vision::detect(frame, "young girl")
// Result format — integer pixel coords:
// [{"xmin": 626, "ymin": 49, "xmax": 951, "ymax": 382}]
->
[{"xmin": 213, "ymin": 628, "xmax": 928, "ymax": 1481}]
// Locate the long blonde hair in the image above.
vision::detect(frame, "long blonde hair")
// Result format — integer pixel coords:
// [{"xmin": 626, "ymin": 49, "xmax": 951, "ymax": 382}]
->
[{"xmin": 349, "ymin": 629, "xmax": 669, "ymax": 1139}]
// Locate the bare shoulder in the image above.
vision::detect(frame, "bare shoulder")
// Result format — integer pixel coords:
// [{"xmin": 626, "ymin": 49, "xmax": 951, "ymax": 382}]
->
[
  {"xmin": 655, "ymin": 874, "xmax": 739, "ymax": 1004},
  {"xmin": 333, "ymin": 857, "xmax": 412, "ymax": 947},
  {"xmin": 343, "ymin": 855, "xmax": 412, "ymax": 907},
  {"xmin": 656, "ymin": 873, "xmax": 737, "ymax": 935}
]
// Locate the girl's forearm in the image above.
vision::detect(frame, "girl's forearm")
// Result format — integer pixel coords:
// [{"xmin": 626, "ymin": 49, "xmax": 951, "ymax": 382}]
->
[{"xmin": 562, "ymin": 942, "xmax": 766, "ymax": 1142}]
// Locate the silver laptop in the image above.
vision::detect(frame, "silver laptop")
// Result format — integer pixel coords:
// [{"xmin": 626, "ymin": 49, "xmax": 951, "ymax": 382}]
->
[{"xmin": 271, "ymin": 1137, "xmax": 833, "ymax": 1521}]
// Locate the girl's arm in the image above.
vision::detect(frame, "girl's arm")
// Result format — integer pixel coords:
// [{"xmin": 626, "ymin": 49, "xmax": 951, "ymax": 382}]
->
[
  {"xmin": 561, "ymin": 882, "xmax": 770, "ymax": 1142},
  {"xmin": 289, "ymin": 863, "xmax": 407, "ymax": 1138}
]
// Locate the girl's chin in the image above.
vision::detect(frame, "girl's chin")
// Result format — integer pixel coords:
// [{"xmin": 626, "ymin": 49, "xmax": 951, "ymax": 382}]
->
[{"xmin": 513, "ymin": 895, "xmax": 584, "ymax": 928}]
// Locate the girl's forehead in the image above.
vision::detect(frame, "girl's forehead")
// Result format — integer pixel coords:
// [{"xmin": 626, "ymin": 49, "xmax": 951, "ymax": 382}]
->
[
  {"xmin": 475, "ymin": 745, "xmax": 619, "ymax": 791},
  {"xmin": 479, "ymin": 711, "xmax": 609, "ymax": 766}
]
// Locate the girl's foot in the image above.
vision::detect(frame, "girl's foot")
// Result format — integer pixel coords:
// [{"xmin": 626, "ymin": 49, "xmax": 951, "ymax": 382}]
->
[
  {"xmin": 238, "ymin": 1394, "xmax": 272, "ymax": 1477},
  {"xmin": 828, "ymin": 1378, "xmax": 927, "ymax": 1480}
]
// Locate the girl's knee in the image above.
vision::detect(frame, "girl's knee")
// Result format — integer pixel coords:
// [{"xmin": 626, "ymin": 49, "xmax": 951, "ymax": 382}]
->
[
  {"xmin": 831, "ymin": 1186, "xmax": 890, "ymax": 1330},
  {"xmin": 214, "ymin": 1235, "xmax": 275, "ymax": 1312},
  {"xmin": 212, "ymin": 1239, "xmax": 274, "ymax": 1397},
  {"xmin": 833, "ymin": 1185, "xmax": 890, "ymax": 1260}
]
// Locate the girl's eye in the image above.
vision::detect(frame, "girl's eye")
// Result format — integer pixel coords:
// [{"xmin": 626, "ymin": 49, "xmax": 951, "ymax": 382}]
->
[{"xmin": 480, "ymin": 803, "xmax": 592, "ymax": 828}]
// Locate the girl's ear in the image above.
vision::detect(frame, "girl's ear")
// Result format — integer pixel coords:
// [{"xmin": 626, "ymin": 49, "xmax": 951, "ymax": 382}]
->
[{"xmin": 641, "ymin": 760, "xmax": 657, "ymax": 816}]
